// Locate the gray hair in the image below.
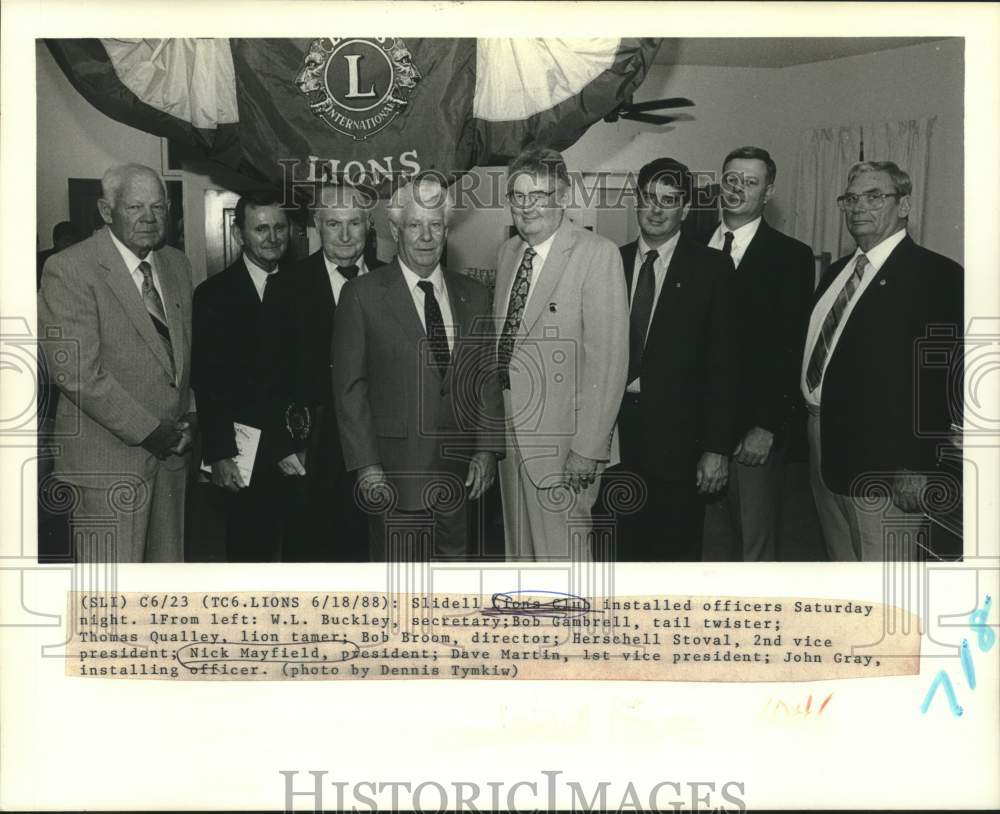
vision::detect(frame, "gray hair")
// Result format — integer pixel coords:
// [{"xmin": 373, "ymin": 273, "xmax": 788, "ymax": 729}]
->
[
  {"xmin": 847, "ymin": 161, "xmax": 912, "ymax": 197},
  {"xmin": 310, "ymin": 182, "xmax": 376, "ymax": 221},
  {"xmin": 385, "ymin": 175, "xmax": 454, "ymax": 226},
  {"xmin": 507, "ymin": 145, "xmax": 571, "ymax": 192},
  {"xmin": 100, "ymin": 163, "xmax": 165, "ymax": 207}
]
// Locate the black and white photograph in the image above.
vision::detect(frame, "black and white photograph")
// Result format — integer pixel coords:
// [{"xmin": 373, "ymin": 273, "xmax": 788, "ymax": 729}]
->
[
  {"xmin": 2, "ymin": 2, "xmax": 998, "ymax": 812},
  {"xmin": 34, "ymin": 33, "xmax": 965, "ymax": 565}
]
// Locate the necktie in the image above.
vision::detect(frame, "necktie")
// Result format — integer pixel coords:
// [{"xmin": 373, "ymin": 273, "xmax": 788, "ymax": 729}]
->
[
  {"xmin": 337, "ymin": 264, "xmax": 359, "ymax": 280},
  {"xmin": 805, "ymin": 254, "xmax": 870, "ymax": 392},
  {"xmin": 627, "ymin": 249, "xmax": 658, "ymax": 385},
  {"xmin": 721, "ymin": 231, "xmax": 735, "ymax": 255},
  {"xmin": 137, "ymin": 261, "xmax": 174, "ymax": 374},
  {"xmin": 497, "ymin": 246, "xmax": 535, "ymax": 390},
  {"xmin": 417, "ymin": 280, "xmax": 450, "ymax": 375}
]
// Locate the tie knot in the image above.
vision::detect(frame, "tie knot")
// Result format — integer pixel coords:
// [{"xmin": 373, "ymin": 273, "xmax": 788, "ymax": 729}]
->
[
  {"xmin": 854, "ymin": 255, "xmax": 869, "ymax": 278},
  {"xmin": 337, "ymin": 264, "xmax": 359, "ymax": 280},
  {"xmin": 138, "ymin": 260, "xmax": 152, "ymax": 280},
  {"xmin": 524, "ymin": 247, "xmax": 536, "ymax": 261},
  {"xmin": 645, "ymin": 249, "xmax": 658, "ymax": 262},
  {"xmin": 417, "ymin": 280, "xmax": 435, "ymax": 296}
]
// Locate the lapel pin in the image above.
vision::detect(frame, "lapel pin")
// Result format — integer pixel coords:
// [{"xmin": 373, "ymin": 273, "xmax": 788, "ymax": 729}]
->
[
  {"xmin": 675, "ymin": 282, "xmax": 682, "ymax": 288},
  {"xmin": 879, "ymin": 280, "xmax": 886, "ymax": 286},
  {"xmin": 549, "ymin": 303, "xmax": 557, "ymax": 312}
]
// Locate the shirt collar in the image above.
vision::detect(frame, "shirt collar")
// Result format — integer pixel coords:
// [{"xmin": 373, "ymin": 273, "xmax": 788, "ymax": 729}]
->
[
  {"xmin": 523, "ymin": 228, "xmax": 559, "ymax": 266},
  {"xmin": 719, "ymin": 215, "xmax": 762, "ymax": 246},
  {"xmin": 399, "ymin": 258, "xmax": 445, "ymax": 296},
  {"xmin": 638, "ymin": 229, "xmax": 681, "ymax": 261},
  {"xmin": 243, "ymin": 252, "xmax": 277, "ymax": 288},
  {"xmin": 854, "ymin": 228, "xmax": 907, "ymax": 271},
  {"xmin": 108, "ymin": 228, "xmax": 154, "ymax": 275},
  {"xmin": 323, "ymin": 253, "xmax": 368, "ymax": 279}
]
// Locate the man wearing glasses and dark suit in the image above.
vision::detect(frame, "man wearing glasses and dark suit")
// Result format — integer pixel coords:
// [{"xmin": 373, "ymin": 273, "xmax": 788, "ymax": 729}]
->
[{"xmin": 801, "ymin": 161, "xmax": 963, "ymax": 561}]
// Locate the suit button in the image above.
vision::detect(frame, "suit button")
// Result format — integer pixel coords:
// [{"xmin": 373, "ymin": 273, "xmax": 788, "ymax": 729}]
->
[{"xmin": 168, "ymin": 381, "xmax": 177, "ymax": 388}]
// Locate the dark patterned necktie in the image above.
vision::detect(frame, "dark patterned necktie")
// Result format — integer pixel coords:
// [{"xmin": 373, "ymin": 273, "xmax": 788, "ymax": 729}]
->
[
  {"xmin": 805, "ymin": 255, "xmax": 869, "ymax": 392},
  {"xmin": 417, "ymin": 280, "xmax": 450, "ymax": 375},
  {"xmin": 138, "ymin": 261, "xmax": 174, "ymax": 374},
  {"xmin": 337, "ymin": 264, "xmax": 359, "ymax": 279},
  {"xmin": 627, "ymin": 249, "xmax": 658, "ymax": 384},
  {"xmin": 721, "ymin": 231, "xmax": 734, "ymax": 255},
  {"xmin": 497, "ymin": 246, "xmax": 535, "ymax": 390}
]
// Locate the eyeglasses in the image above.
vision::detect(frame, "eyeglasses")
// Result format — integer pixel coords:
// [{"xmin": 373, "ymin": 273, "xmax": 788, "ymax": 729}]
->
[
  {"xmin": 507, "ymin": 189, "xmax": 557, "ymax": 208},
  {"xmin": 836, "ymin": 191, "xmax": 903, "ymax": 211},
  {"xmin": 638, "ymin": 190, "xmax": 686, "ymax": 210}
]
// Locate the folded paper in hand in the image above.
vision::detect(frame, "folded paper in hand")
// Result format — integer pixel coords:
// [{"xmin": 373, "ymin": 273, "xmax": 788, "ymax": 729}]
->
[{"xmin": 200, "ymin": 423, "xmax": 260, "ymax": 485}]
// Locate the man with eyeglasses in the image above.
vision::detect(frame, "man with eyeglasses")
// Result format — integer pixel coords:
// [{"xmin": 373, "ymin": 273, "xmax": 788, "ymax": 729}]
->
[
  {"xmin": 702, "ymin": 146, "xmax": 815, "ymax": 562},
  {"xmin": 801, "ymin": 161, "xmax": 963, "ymax": 561},
  {"xmin": 495, "ymin": 146, "xmax": 628, "ymax": 561},
  {"xmin": 603, "ymin": 157, "xmax": 734, "ymax": 561}
]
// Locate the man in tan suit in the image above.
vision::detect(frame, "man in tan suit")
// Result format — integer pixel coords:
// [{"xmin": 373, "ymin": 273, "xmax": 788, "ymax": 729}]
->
[
  {"xmin": 495, "ymin": 146, "xmax": 629, "ymax": 560},
  {"xmin": 38, "ymin": 164, "xmax": 195, "ymax": 562}
]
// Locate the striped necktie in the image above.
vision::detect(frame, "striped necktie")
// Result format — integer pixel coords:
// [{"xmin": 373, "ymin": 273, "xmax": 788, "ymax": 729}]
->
[
  {"xmin": 138, "ymin": 260, "xmax": 175, "ymax": 374},
  {"xmin": 805, "ymin": 254, "xmax": 869, "ymax": 392}
]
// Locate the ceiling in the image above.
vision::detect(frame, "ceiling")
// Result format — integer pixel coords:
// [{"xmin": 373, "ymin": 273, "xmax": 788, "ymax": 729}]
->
[{"xmin": 653, "ymin": 37, "xmax": 956, "ymax": 68}]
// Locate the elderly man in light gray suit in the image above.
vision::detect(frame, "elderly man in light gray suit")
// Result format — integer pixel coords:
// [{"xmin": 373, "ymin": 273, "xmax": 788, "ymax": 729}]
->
[
  {"xmin": 495, "ymin": 146, "xmax": 629, "ymax": 561},
  {"xmin": 38, "ymin": 163, "xmax": 195, "ymax": 562}
]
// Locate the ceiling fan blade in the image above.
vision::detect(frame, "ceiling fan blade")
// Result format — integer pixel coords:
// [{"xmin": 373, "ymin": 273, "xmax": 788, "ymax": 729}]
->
[
  {"xmin": 621, "ymin": 112, "xmax": 680, "ymax": 125},
  {"xmin": 625, "ymin": 97, "xmax": 695, "ymax": 113}
]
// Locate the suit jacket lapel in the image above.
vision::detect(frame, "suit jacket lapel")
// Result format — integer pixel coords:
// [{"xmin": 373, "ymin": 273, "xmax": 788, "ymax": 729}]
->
[
  {"xmin": 96, "ymin": 228, "xmax": 174, "ymax": 377},
  {"xmin": 154, "ymin": 248, "xmax": 186, "ymax": 380},
  {"xmin": 646, "ymin": 235, "xmax": 695, "ymax": 343},
  {"xmin": 381, "ymin": 260, "xmax": 427, "ymax": 349},
  {"xmin": 443, "ymin": 273, "xmax": 473, "ymax": 383},
  {"xmin": 621, "ymin": 241, "xmax": 639, "ymax": 297},
  {"xmin": 521, "ymin": 219, "xmax": 574, "ymax": 335}
]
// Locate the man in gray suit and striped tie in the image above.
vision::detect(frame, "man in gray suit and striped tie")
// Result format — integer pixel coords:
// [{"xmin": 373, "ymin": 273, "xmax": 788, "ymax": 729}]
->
[{"xmin": 38, "ymin": 163, "xmax": 195, "ymax": 562}]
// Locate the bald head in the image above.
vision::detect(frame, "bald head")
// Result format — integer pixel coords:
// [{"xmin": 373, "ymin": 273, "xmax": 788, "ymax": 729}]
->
[{"xmin": 98, "ymin": 164, "xmax": 168, "ymax": 258}]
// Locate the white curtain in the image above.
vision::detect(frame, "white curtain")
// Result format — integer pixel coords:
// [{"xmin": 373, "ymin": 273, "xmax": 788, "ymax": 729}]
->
[{"xmin": 790, "ymin": 115, "xmax": 936, "ymax": 260}]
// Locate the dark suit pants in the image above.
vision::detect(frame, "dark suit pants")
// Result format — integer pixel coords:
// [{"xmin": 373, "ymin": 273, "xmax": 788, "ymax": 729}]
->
[
  {"xmin": 368, "ymin": 503, "xmax": 468, "ymax": 562},
  {"xmin": 282, "ymin": 469, "xmax": 369, "ymax": 563}
]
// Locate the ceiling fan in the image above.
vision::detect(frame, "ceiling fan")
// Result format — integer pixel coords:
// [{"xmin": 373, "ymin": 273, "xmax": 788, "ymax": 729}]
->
[{"xmin": 603, "ymin": 96, "xmax": 695, "ymax": 125}]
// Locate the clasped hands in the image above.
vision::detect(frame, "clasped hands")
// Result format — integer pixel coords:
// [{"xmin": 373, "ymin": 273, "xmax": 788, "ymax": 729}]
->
[{"xmin": 141, "ymin": 413, "xmax": 197, "ymax": 460}]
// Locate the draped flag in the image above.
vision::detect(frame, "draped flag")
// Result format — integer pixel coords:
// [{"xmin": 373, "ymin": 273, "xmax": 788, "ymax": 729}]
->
[{"xmin": 47, "ymin": 37, "xmax": 661, "ymax": 190}]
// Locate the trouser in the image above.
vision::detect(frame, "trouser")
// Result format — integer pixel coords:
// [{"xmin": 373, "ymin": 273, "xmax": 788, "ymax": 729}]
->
[
  {"xmin": 703, "ymin": 437, "xmax": 785, "ymax": 561},
  {"xmin": 807, "ymin": 406, "xmax": 919, "ymax": 562},
  {"xmin": 367, "ymin": 502, "xmax": 468, "ymax": 561},
  {"xmin": 65, "ymin": 462, "xmax": 186, "ymax": 563},
  {"xmin": 282, "ymin": 468, "xmax": 369, "ymax": 563}
]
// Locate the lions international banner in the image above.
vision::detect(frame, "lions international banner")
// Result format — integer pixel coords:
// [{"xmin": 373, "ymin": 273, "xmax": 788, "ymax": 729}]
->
[{"xmin": 46, "ymin": 38, "xmax": 661, "ymax": 188}]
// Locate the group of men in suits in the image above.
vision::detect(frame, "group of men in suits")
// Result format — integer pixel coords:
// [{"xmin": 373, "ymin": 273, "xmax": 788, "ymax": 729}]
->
[{"xmin": 38, "ymin": 147, "xmax": 962, "ymax": 563}]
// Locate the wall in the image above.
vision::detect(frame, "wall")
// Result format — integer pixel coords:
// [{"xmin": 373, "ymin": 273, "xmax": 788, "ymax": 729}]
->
[
  {"xmin": 35, "ymin": 41, "xmax": 162, "ymax": 250},
  {"xmin": 773, "ymin": 38, "xmax": 964, "ymax": 263}
]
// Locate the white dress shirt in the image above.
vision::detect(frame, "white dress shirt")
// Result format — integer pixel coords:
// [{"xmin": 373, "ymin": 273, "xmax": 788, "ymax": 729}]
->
[
  {"xmin": 108, "ymin": 228, "xmax": 166, "ymax": 303},
  {"xmin": 708, "ymin": 216, "xmax": 762, "ymax": 269},
  {"xmin": 243, "ymin": 253, "xmax": 278, "ymax": 301},
  {"xmin": 801, "ymin": 228, "xmax": 907, "ymax": 406},
  {"xmin": 399, "ymin": 260, "xmax": 456, "ymax": 352},
  {"xmin": 323, "ymin": 254, "xmax": 369, "ymax": 305},
  {"xmin": 626, "ymin": 231, "xmax": 681, "ymax": 394},
  {"xmin": 503, "ymin": 229, "xmax": 559, "ymax": 313}
]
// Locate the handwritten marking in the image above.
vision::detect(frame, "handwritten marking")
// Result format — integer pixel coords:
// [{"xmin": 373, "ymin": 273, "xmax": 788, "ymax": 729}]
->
[
  {"xmin": 969, "ymin": 595, "xmax": 995, "ymax": 652},
  {"xmin": 482, "ymin": 591, "xmax": 593, "ymax": 621},
  {"xmin": 921, "ymin": 671, "xmax": 963, "ymax": 717},
  {"xmin": 959, "ymin": 639, "xmax": 975, "ymax": 690},
  {"xmin": 921, "ymin": 595, "xmax": 993, "ymax": 716}
]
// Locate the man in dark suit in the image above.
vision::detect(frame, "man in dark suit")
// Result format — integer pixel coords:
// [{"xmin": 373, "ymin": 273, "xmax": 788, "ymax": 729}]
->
[
  {"xmin": 264, "ymin": 183, "xmax": 384, "ymax": 562},
  {"xmin": 333, "ymin": 175, "xmax": 504, "ymax": 560},
  {"xmin": 702, "ymin": 146, "xmax": 816, "ymax": 561},
  {"xmin": 37, "ymin": 221, "xmax": 80, "ymax": 289},
  {"xmin": 38, "ymin": 164, "xmax": 194, "ymax": 562},
  {"xmin": 191, "ymin": 192, "xmax": 293, "ymax": 562},
  {"xmin": 604, "ymin": 158, "xmax": 734, "ymax": 561},
  {"xmin": 801, "ymin": 161, "xmax": 963, "ymax": 561}
]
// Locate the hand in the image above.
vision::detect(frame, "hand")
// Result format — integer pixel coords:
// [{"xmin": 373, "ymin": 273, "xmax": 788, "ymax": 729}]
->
[
  {"xmin": 356, "ymin": 464, "xmax": 390, "ymax": 508},
  {"xmin": 169, "ymin": 412, "xmax": 198, "ymax": 456},
  {"xmin": 211, "ymin": 458, "xmax": 246, "ymax": 493},
  {"xmin": 892, "ymin": 471, "xmax": 926, "ymax": 513},
  {"xmin": 141, "ymin": 420, "xmax": 182, "ymax": 460},
  {"xmin": 734, "ymin": 426, "xmax": 774, "ymax": 467},
  {"xmin": 696, "ymin": 452, "xmax": 728, "ymax": 494},
  {"xmin": 465, "ymin": 451, "xmax": 498, "ymax": 500},
  {"xmin": 277, "ymin": 451, "xmax": 306, "ymax": 477},
  {"xmin": 564, "ymin": 450, "xmax": 599, "ymax": 494}
]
